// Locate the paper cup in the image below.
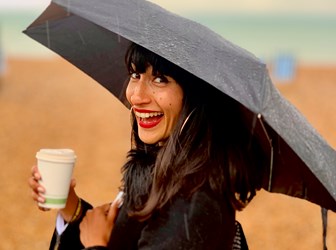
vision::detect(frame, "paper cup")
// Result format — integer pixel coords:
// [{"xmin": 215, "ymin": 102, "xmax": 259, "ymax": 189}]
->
[{"xmin": 36, "ymin": 149, "xmax": 76, "ymax": 209}]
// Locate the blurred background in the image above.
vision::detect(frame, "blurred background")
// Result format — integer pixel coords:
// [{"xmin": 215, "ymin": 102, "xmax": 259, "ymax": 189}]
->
[{"xmin": 0, "ymin": 0, "xmax": 335, "ymax": 249}]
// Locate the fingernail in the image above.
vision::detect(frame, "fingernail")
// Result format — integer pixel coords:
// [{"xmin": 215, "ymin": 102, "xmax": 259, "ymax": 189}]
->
[
  {"xmin": 114, "ymin": 191, "xmax": 124, "ymax": 208},
  {"xmin": 118, "ymin": 201, "xmax": 123, "ymax": 208},
  {"xmin": 38, "ymin": 197, "xmax": 45, "ymax": 203},
  {"xmin": 115, "ymin": 191, "xmax": 124, "ymax": 201},
  {"xmin": 37, "ymin": 187, "xmax": 44, "ymax": 193}
]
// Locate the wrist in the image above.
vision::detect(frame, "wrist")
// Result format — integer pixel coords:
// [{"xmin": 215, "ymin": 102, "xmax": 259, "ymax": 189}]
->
[
  {"xmin": 60, "ymin": 195, "xmax": 80, "ymax": 222},
  {"xmin": 70, "ymin": 198, "xmax": 82, "ymax": 223}
]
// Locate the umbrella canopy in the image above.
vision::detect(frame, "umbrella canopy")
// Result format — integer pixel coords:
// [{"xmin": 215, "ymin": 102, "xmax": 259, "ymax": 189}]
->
[{"xmin": 24, "ymin": 0, "xmax": 336, "ymax": 212}]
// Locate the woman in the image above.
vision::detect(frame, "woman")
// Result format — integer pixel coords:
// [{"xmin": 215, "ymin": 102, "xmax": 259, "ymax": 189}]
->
[{"xmin": 29, "ymin": 43, "xmax": 265, "ymax": 249}]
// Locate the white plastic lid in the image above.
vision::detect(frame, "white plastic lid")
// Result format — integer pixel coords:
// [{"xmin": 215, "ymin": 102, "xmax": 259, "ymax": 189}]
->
[{"xmin": 36, "ymin": 149, "xmax": 76, "ymax": 163}]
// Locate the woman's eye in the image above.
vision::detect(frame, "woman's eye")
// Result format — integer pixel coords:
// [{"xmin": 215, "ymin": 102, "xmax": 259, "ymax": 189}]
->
[
  {"xmin": 130, "ymin": 72, "xmax": 140, "ymax": 79},
  {"xmin": 153, "ymin": 75, "xmax": 168, "ymax": 83}
]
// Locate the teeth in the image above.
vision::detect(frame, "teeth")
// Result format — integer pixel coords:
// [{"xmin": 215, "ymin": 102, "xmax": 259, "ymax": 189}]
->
[{"xmin": 135, "ymin": 111, "xmax": 163, "ymax": 119}]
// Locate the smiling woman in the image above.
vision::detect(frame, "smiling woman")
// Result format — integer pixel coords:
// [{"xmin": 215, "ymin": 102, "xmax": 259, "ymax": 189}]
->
[{"xmin": 29, "ymin": 41, "xmax": 264, "ymax": 250}]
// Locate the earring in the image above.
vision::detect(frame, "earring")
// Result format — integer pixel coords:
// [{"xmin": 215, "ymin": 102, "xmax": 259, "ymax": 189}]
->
[{"xmin": 179, "ymin": 108, "xmax": 196, "ymax": 135}]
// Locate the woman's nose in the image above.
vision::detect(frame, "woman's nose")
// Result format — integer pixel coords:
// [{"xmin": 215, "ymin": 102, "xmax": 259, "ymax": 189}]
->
[{"xmin": 129, "ymin": 78, "xmax": 151, "ymax": 105}]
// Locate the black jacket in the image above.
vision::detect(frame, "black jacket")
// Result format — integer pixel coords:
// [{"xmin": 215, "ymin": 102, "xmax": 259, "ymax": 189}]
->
[{"xmin": 50, "ymin": 190, "xmax": 248, "ymax": 250}]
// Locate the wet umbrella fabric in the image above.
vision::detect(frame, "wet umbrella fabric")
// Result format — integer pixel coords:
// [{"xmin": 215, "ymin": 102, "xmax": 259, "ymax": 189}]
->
[{"xmin": 24, "ymin": 0, "xmax": 336, "ymax": 212}]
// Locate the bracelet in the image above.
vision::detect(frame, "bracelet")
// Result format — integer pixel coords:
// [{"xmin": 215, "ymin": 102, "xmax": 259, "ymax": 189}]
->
[{"xmin": 70, "ymin": 198, "xmax": 82, "ymax": 223}]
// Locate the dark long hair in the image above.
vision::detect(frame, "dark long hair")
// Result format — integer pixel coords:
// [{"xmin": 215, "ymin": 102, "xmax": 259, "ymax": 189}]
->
[{"xmin": 122, "ymin": 43, "xmax": 266, "ymax": 220}]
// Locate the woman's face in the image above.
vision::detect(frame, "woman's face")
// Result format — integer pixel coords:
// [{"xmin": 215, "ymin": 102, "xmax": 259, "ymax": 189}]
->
[{"xmin": 126, "ymin": 65, "xmax": 184, "ymax": 144}]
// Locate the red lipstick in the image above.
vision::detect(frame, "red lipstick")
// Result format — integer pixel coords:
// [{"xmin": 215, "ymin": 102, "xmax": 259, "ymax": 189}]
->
[{"xmin": 133, "ymin": 108, "xmax": 163, "ymax": 129}]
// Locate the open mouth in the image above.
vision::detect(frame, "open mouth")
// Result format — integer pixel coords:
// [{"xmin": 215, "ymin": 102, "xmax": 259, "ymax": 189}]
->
[{"xmin": 134, "ymin": 110, "xmax": 164, "ymax": 128}]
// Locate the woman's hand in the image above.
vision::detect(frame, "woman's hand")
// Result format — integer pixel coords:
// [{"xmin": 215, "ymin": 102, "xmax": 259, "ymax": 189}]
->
[
  {"xmin": 79, "ymin": 198, "xmax": 121, "ymax": 247},
  {"xmin": 28, "ymin": 165, "xmax": 79, "ymax": 221},
  {"xmin": 29, "ymin": 165, "xmax": 50, "ymax": 211}
]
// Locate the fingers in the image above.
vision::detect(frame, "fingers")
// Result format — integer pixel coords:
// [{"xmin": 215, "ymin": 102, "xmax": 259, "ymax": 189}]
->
[
  {"xmin": 80, "ymin": 205, "xmax": 111, "ymax": 247},
  {"xmin": 31, "ymin": 165, "xmax": 41, "ymax": 179},
  {"xmin": 28, "ymin": 165, "xmax": 48, "ymax": 210},
  {"xmin": 70, "ymin": 178, "xmax": 77, "ymax": 188},
  {"xmin": 107, "ymin": 202, "xmax": 119, "ymax": 222},
  {"xmin": 107, "ymin": 192, "xmax": 123, "ymax": 221},
  {"xmin": 79, "ymin": 193, "xmax": 123, "ymax": 247},
  {"xmin": 83, "ymin": 202, "xmax": 119, "ymax": 227},
  {"xmin": 28, "ymin": 166, "xmax": 42, "ymax": 195}
]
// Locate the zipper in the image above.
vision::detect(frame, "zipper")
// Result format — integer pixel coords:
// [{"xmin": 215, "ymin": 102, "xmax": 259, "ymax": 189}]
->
[{"xmin": 54, "ymin": 232, "xmax": 61, "ymax": 250}]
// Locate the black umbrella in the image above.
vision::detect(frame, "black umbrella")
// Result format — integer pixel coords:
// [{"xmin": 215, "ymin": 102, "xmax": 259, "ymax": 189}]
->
[{"xmin": 24, "ymin": 0, "xmax": 336, "ymax": 212}]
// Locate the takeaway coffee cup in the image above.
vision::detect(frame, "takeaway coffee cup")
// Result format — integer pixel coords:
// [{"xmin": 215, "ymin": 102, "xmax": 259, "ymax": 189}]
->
[{"xmin": 36, "ymin": 149, "xmax": 77, "ymax": 209}]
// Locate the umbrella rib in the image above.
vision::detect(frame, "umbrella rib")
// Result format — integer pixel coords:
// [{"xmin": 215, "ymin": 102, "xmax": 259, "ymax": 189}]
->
[
  {"xmin": 77, "ymin": 31, "xmax": 86, "ymax": 45},
  {"xmin": 45, "ymin": 21, "xmax": 50, "ymax": 48},
  {"xmin": 257, "ymin": 114, "xmax": 274, "ymax": 191},
  {"xmin": 115, "ymin": 15, "xmax": 121, "ymax": 43}
]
